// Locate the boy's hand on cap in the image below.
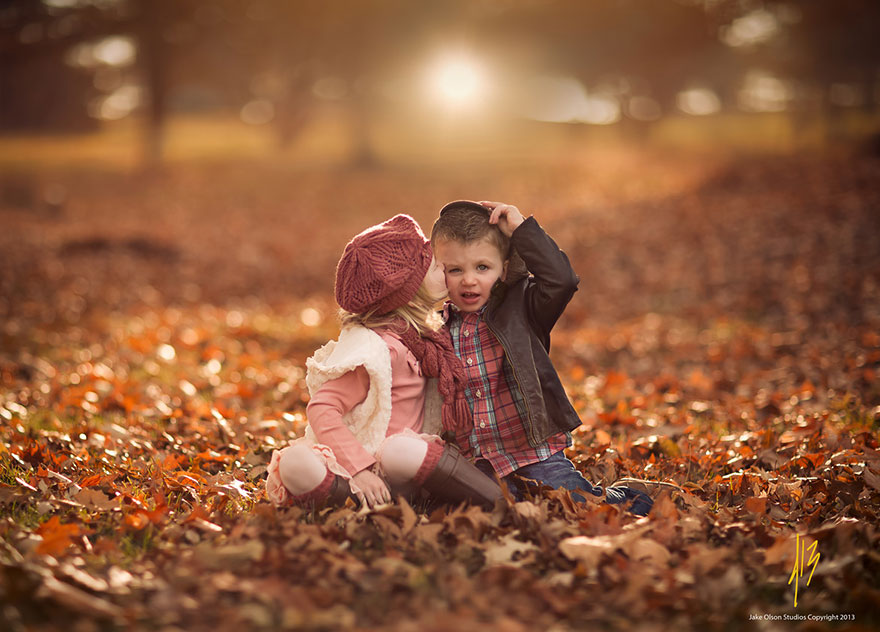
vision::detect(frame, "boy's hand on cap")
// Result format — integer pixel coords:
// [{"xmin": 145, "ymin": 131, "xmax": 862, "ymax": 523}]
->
[{"xmin": 481, "ymin": 201, "xmax": 525, "ymax": 237}]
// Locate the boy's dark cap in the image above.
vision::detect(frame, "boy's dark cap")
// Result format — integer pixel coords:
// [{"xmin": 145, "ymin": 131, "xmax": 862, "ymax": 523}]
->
[{"xmin": 439, "ymin": 200, "xmax": 490, "ymax": 216}]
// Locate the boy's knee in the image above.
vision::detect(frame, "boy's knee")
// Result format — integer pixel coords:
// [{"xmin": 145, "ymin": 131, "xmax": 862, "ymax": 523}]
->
[
  {"xmin": 378, "ymin": 435, "xmax": 429, "ymax": 485},
  {"xmin": 278, "ymin": 445, "xmax": 328, "ymax": 495}
]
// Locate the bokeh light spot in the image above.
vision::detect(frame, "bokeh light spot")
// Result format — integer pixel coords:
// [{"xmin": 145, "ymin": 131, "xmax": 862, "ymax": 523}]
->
[
  {"xmin": 738, "ymin": 71, "xmax": 791, "ymax": 112},
  {"xmin": 520, "ymin": 76, "xmax": 621, "ymax": 125},
  {"xmin": 90, "ymin": 85, "xmax": 141, "ymax": 120},
  {"xmin": 93, "ymin": 36, "xmax": 136, "ymax": 66},
  {"xmin": 677, "ymin": 88, "xmax": 722, "ymax": 116},
  {"xmin": 240, "ymin": 99, "xmax": 275, "ymax": 125},
  {"xmin": 312, "ymin": 77, "xmax": 348, "ymax": 101},
  {"xmin": 157, "ymin": 344, "xmax": 176, "ymax": 362},
  {"xmin": 300, "ymin": 308, "xmax": 322, "ymax": 327},
  {"xmin": 628, "ymin": 96, "xmax": 662, "ymax": 122},
  {"xmin": 721, "ymin": 9, "xmax": 779, "ymax": 48}
]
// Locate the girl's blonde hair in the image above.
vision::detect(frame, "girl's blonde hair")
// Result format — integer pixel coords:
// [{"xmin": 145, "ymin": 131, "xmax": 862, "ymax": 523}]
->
[{"xmin": 340, "ymin": 279, "xmax": 445, "ymax": 336}]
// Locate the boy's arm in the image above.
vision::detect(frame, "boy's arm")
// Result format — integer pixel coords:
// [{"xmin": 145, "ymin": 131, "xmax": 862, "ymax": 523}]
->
[
  {"xmin": 481, "ymin": 201, "xmax": 579, "ymax": 337},
  {"xmin": 510, "ymin": 216, "xmax": 580, "ymax": 338}
]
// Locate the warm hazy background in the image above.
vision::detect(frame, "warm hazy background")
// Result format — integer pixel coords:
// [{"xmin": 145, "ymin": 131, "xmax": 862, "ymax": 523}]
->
[
  {"xmin": 3, "ymin": 0, "xmax": 880, "ymax": 368},
  {"xmin": 2, "ymin": 4, "xmax": 880, "ymax": 630},
  {"xmin": 2, "ymin": 0, "xmax": 879, "ymax": 166},
  {"xmin": 3, "ymin": 0, "xmax": 880, "ymax": 331}
]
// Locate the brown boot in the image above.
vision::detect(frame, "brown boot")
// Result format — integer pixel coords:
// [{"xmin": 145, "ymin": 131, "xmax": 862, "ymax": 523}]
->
[
  {"xmin": 324, "ymin": 475, "xmax": 356, "ymax": 507},
  {"xmin": 419, "ymin": 445, "xmax": 502, "ymax": 509}
]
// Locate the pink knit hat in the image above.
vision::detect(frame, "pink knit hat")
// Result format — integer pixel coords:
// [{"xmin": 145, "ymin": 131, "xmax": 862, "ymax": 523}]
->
[{"xmin": 335, "ymin": 214, "xmax": 433, "ymax": 315}]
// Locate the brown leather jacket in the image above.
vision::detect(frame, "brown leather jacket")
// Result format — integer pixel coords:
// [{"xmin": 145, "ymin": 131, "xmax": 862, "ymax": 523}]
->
[{"xmin": 482, "ymin": 216, "xmax": 582, "ymax": 447}]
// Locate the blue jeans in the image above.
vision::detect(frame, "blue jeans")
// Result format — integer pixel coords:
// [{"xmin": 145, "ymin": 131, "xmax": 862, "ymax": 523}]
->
[{"xmin": 478, "ymin": 451, "xmax": 653, "ymax": 516}]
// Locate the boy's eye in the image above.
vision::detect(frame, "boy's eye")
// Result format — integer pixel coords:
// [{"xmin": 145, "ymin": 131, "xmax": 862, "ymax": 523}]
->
[
  {"xmin": 477, "ymin": 264, "xmax": 489, "ymax": 271},
  {"xmin": 446, "ymin": 267, "xmax": 461, "ymax": 274}
]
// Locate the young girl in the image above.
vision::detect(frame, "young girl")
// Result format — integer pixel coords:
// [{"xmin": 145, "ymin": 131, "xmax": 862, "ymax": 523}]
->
[{"xmin": 266, "ymin": 214, "xmax": 501, "ymax": 509}]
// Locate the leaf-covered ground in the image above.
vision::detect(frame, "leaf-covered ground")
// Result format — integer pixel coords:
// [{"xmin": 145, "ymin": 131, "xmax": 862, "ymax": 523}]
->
[{"xmin": 1, "ymin": 149, "xmax": 879, "ymax": 631}]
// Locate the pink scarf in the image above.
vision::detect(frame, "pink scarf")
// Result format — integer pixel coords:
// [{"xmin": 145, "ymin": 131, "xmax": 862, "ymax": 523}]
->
[{"xmin": 387, "ymin": 319, "xmax": 472, "ymax": 435}]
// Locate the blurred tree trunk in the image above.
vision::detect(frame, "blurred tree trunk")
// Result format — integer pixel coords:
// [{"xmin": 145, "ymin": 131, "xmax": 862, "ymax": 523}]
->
[
  {"xmin": 349, "ymin": 89, "xmax": 378, "ymax": 168},
  {"xmin": 136, "ymin": 0, "xmax": 168, "ymax": 167},
  {"xmin": 862, "ymin": 66, "xmax": 878, "ymax": 115}
]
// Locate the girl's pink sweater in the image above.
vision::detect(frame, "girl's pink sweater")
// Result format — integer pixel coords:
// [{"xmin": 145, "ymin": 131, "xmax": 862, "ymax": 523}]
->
[{"xmin": 305, "ymin": 331, "xmax": 425, "ymax": 476}]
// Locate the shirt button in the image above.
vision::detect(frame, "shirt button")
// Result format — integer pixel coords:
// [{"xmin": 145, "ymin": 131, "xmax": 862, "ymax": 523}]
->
[
  {"xmin": 463, "ymin": 329, "xmax": 470, "ymax": 337},
  {"xmin": 466, "ymin": 357, "xmax": 473, "ymax": 365},
  {"xmin": 479, "ymin": 421, "xmax": 486, "ymax": 429},
  {"xmin": 475, "ymin": 389, "xmax": 482, "ymax": 398}
]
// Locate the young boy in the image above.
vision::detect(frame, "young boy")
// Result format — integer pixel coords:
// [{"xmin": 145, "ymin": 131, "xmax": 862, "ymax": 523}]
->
[{"xmin": 431, "ymin": 200, "xmax": 653, "ymax": 516}]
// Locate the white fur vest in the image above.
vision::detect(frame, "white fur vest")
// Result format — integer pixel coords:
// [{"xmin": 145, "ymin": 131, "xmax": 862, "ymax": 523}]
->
[{"xmin": 302, "ymin": 326, "xmax": 441, "ymax": 456}]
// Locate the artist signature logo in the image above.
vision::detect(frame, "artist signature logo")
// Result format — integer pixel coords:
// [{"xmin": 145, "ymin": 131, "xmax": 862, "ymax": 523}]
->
[{"xmin": 788, "ymin": 533, "xmax": 820, "ymax": 607}]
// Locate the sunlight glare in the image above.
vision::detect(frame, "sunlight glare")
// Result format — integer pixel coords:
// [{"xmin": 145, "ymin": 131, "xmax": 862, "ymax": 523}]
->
[{"xmin": 426, "ymin": 53, "xmax": 487, "ymax": 108}]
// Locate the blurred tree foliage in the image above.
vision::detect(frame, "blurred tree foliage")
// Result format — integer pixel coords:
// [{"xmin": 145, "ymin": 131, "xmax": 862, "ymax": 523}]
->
[{"xmin": 1, "ymin": 0, "xmax": 878, "ymax": 163}]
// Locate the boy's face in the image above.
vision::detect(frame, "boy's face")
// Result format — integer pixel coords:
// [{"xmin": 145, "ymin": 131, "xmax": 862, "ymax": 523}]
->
[{"xmin": 433, "ymin": 237, "xmax": 508, "ymax": 313}]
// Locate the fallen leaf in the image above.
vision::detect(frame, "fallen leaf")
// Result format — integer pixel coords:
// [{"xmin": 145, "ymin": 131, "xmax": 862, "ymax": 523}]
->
[
  {"xmin": 36, "ymin": 575, "xmax": 123, "ymax": 619},
  {"xmin": 74, "ymin": 488, "xmax": 118, "ymax": 511},
  {"xmin": 863, "ymin": 468, "xmax": 880, "ymax": 492},
  {"xmin": 35, "ymin": 516, "xmax": 83, "ymax": 556},
  {"xmin": 194, "ymin": 540, "xmax": 266, "ymax": 570},
  {"xmin": 628, "ymin": 538, "xmax": 671, "ymax": 567},
  {"xmin": 484, "ymin": 532, "xmax": 540, "ymax": 567},
  {"xmin": 744, "ymin": 496, "xmax": 768, "ymax": 514},
  {"xmin": 559, "ymin": 525, "xmax": 651, "ymax": 566},
  {"xmin": 398, "ymin": 496, "xmax": 418, "ymax": 536}
]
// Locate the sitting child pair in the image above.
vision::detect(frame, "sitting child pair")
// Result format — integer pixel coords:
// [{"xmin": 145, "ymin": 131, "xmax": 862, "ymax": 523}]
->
[{"xmin": 265, "ymin": 201, "xmax": 652, "ymax": 516}]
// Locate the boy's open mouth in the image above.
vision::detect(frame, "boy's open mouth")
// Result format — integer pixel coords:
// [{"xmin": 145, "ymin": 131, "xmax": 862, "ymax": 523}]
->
[{"xmin": 460, "ymin": 292, "xmax": 481, "ymax": 299}]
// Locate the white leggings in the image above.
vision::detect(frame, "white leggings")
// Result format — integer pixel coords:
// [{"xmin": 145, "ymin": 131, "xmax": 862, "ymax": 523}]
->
[{"xmin": 278, "ymin": 433, "xmax": 431, "ymax": 496}]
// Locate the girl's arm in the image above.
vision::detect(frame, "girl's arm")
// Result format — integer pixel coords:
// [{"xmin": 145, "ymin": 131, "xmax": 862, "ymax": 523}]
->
[
  {"xmin": 307, "ymin": 368, "xmax": 392, "ymax": 506},
  {"xmin": 306, "ymin": 366, "xmax": 377, "ymax": 475}
]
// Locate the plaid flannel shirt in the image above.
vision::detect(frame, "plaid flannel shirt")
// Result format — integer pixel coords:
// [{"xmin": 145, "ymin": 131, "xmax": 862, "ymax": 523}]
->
[{"xmin": 447, "ymin": 306, "xmax": 570, "ymax": 477}]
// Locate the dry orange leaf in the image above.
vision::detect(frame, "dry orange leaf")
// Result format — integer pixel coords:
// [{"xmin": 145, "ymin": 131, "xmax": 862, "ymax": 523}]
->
[
  {"xmin": 36, "ymin": 516, "xmax": 83, "ymax": 556},
  {"xmin": 744, "ymin": 496, "xmax": 768, "ymax": 514},
  {"xmin": 124, "ymin": 511, "xmax": 150, "ymax": 530}
]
